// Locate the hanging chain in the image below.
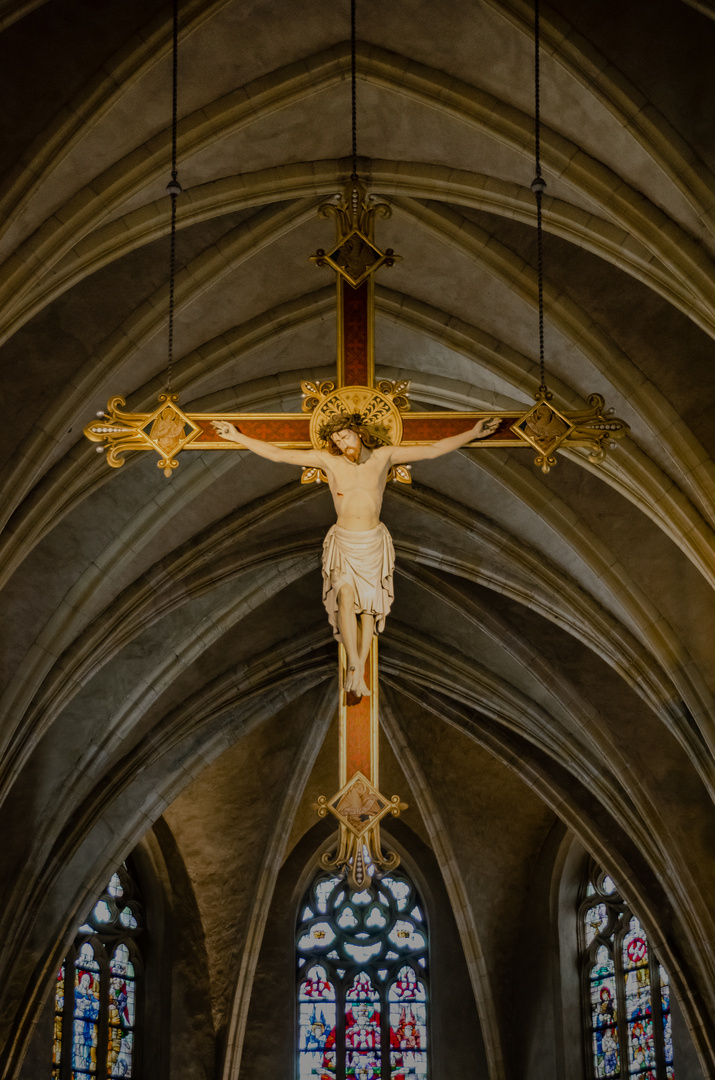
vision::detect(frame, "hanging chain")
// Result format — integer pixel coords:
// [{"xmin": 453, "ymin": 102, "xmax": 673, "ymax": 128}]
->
[
  {"xmin": 350, "ymin": 0, "xmax": 358, "ymax": 181},
  {"xmin": 165, "ymin": 0, "xmax": 182, "ymax": 395},
  {"xmin": 530, "ymin": 0, "xmax": 548, "ymax": 398}
]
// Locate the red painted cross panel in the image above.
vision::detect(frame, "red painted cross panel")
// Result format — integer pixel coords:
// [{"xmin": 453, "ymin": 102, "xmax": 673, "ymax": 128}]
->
[
  {"xmin": 345, "ymin": 698, "xmax": 372, "ymax": 779},
  {"xmin": 342, "ymin": 281, "xmax": 369, "ymax": 386},
  {"xmin": 401, "ymin": 415, "xmax": 519, "ymax": 442},
  {"xmin": 345, "ymin": 664, "xmax": 373, "ymax": 781},
  {"xmin": 193, "ymin": 417, "xmax": 311, "ymax": 443}
]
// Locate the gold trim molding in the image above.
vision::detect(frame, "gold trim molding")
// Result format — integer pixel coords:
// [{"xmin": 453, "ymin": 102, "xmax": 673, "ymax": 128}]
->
[{"xmin": 310, "ymin": 180, "xmax": 401, "ymax": 288}]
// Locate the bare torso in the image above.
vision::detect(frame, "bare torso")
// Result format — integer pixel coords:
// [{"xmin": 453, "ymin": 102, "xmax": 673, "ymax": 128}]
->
[
  {"xmin": 210, "ymin": 414, "xmax": 498, "ymax": 698},
  {"xmin": 322, "ymin": 446, "xmax": 392, "ymax": 530}
]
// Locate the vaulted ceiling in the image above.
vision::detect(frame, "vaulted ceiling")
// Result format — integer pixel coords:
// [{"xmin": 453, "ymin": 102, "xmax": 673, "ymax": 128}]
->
[{"xmin": 0, "ymin": 1, "xmax": 714, "ymax": 1077}]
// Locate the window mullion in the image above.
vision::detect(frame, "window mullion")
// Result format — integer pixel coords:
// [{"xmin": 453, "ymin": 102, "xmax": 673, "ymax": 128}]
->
[
  {"xmin": 381, "ymin": 979, "xmax": 389, "ymax": 1080},
  {"xmin": 59, "ymin": 947, "xmax": 75, "ymax": 1080},
  {"xmin": 97, "ymin": 942, "xmax": 110, "ymax": 1080},
  {"xmin": 337, "ymin": 979, "xmax": 346, "ymax": 1080},
  {"xmin": 614, "ymin": 918, "xmax": 630, "ymax": 1080},
  {"xmin": 650, "ymin": 963, "xmax": 666, "ymax": 1078}
]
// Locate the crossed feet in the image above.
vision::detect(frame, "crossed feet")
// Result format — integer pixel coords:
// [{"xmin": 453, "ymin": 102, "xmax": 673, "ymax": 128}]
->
[{"xmin": 345, "ymin": 662, "xmax": 370, "ymax": 699}]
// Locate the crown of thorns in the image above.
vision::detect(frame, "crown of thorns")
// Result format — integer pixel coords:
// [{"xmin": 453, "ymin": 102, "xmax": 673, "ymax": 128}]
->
[{"xmin": 318, "ymin": 412, "xmax": 392, "ymax": 451}]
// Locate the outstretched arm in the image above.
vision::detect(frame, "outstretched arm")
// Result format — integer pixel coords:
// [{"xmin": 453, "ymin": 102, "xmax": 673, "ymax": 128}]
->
[
  {"xmin": 212, "ymin": 420, "xmax": 324, "ymax": 467},
  {"xmin": 389, "ymin": 417, "xmax": 500, "ymax": 465}
]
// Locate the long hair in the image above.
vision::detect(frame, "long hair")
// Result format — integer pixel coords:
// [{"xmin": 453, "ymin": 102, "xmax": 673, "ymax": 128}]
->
[{"xmin": 318, "ymin": 413, "xmax": 391, "ymax": 455}]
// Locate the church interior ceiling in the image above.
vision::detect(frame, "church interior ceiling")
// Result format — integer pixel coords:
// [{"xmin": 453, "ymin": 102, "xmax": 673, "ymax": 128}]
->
[{"xmin": 0, "ymin": 0, "xmax": 713, "ymax": 1077}]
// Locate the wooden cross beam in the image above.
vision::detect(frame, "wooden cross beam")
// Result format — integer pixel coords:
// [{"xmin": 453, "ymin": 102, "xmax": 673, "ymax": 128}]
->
[{"xmin": 84, "ymin": 179, "xmax": 628, "ymax": 886}]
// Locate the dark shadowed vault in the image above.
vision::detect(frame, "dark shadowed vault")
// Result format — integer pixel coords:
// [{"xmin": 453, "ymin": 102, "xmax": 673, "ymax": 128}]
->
[{"xmin": 0, "ymin": 0, "xmax": 714, "ymax": 1078}]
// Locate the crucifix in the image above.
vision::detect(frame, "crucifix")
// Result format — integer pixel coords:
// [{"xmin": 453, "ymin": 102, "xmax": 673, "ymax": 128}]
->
[{"xmin": 85, "ymin": 178, "xmax": 627, "ymax": 888}]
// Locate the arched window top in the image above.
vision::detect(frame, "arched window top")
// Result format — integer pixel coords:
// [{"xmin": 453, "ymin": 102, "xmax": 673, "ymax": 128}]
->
[
  {"xmin": 297, "ymin": 864, "xmax": 429, "ymax": 1080},
  {"xmin": 579, "ymin": 862, "xmax": 674, "ymax": 1080},
  {"xmin": 77, "ymin": 865, "xmax": 143, "ymax": 939},
  {"xmin": 297, "ymin": 871, "xmax": 427, "ymax": 985}
]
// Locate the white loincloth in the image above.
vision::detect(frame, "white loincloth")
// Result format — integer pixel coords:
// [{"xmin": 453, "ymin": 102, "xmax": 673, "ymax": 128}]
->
[{"xmin": 322, "ymin": 522, "xmax": 395, "ymax": 640}]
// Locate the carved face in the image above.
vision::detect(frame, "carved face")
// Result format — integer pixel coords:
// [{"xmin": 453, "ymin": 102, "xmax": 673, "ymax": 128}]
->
[{"xmin": 330, "ymin": 428, "xmax": 362, "ymax": 461}]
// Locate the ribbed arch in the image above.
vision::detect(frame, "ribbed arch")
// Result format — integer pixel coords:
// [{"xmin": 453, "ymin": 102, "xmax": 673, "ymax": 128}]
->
[
  {"xmin": 0, "ymin": 0, "xmax": 229, "ymax": 239},
  {"xmin": 1, "ymin": 43, "xmax": 713, "ymax": 326},
  {"xmin": 2, "ymin": 504, "xmax": 685, "ymax": 786},
  {"xmin": 3, "ymin": 362, "xmax": 711, "ymax": 650},
  {"xmin": 3, "ymin": 0, "xmax": 712, "ymax": 254},
  {"xmin": 395, "ymin": 559, "xmax": 675, "ymax": 758},
  {"xmin": 0, "ymin": 670, "xmax": 337, "ymax": 1042},
  {"xmin": 1, "ymin": 640, "xmax": 713, "ymax": 1076},
  {"xmin": 2, "ymin": 278, "xmax": 711, "ymax": 632},
  {"xmin": 0, "ymin": 283, "xmax": 335, "ymax": 538},
  {"xmin": 459, "ymin": 451, "xmax": 715, "ymax": 760},
  {"xmin": 0, "ymin": 8, "xmax": 712, "ymax": 1080},
  {"xmin": 403, "ymin": 481, "xmax": 715, "ymax": 772},
  {"xmin": 218, "ymin": 684, "xmax": 337, "ymax": 1080},
  {"xmin": 14, "ymin": 162, "xmax": 713, "ymax": 343},
  {"xmin": 0, "ymin": 548, "xmax": 321, "ymax": 811},
  {"xmin": 379, "ymin": 678, "xmax": 715, "ymax": 1043},
  {"xmin": 4, "ymin": 618, "xmax": 685, "ymax": 954},
  {"xmin": 0, "ymin": 462, "xmax": 707, "ymax": 826},
  {"xmin": 1, "ymin": 463, "xmax": 701, "ymax": 813},
  {"xmin": 0, "ymin": 200, "xmax": 712, "ymax": 630},
  {"xmin": 391, "ymin": 196, "xmax": 715, "ymax": 519},
  {"xmin": 484, "ymin": 0, "xmax": 715, "ymax": 238},
  {"xmin": 0, "ymin": 621, "xmax": 661, "ymax": 918},
  {"xmin": 380, "ymin": 631, "xmax": 674, "ymax": 861}
]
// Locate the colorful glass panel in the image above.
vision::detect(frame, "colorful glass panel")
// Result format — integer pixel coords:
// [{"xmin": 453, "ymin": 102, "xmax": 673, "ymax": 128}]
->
[
  {"xmin": 107, "ymin": 944, "xmax": 135, "ymax": 1078},
  {"xmin": 73, "ymin": 945, "xmax": 101, "ymax": 1076},
  {"xmin": 119, "ymin": 908, "xmax": 137, "ymax": 930},
  {"xmin": 52, "ymin": 865, "xmax": 142, "ymax": 1080},
  {"xmin": 660, "ymin": 967, "xmax": 673, "ymax": 1070},
  {"xmin": 585, "ymin": 903, "xmax": 609, "ymax": 945},
  {"xmin": 389, "ymin": 966, "xmax": 427, "ymax": 1080},
  {"xmin": 623, "ymin": 916, "xmax": 654, "ymax": 1075},
  {"xmin": 345, "ymin": 973, "xmax": 380, "ymax": 1080},
  {"xmin": 388, "ymin": 920, "xmax": 426, "ymax": 953},
  {"xmin": 93, "ymin": 902, "xmax": 112, "ymax": 924},
  {"xmin": 298, "ymin": 965, "xmax": 336, "ymax": 1080},
  {"xmin": 589, "ymin": 946, "xmax": 620, "ymax": 1077},
  {"xmin": 382, "ymin": 877, "xmax": 410, "ymax": 911},
  {"xmin": 297, "ymin": 869, "xmax": 429, "ymax": 1080},
  {"xmin": 107, "ymin": 875, "xmax": 123, "ymax": 899},
  {"xmin": 581, "ymin": 866, "xmax": 674, "ymax": 1080},
  {"xmin": 53, "ymin": 964, "xmax": 65, "ymax": 1077}
]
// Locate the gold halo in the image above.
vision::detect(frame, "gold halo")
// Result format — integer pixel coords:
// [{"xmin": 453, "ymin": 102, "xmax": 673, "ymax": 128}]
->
[{"xmin": 310, "ymin": 385, "xmax": 403, "ymax": 450}]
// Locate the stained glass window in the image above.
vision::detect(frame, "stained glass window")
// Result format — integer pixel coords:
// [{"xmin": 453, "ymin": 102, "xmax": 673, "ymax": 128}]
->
[
  {"xmin": 52, "ymin": 865, "xmax": 143, "ymax": 1080},
  {"xmin": 296, "ymin": 862, "xmax": 429, "ymax": 1080},
  {"xmin": 580, "ymin": 863, "xmax": 674, "ymax": 1079}
]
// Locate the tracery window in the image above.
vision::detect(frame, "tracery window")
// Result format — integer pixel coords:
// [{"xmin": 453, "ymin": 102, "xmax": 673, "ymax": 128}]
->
[
  {"xmin": 579, "ymin": 863, "xmax": 674, "ymax": 1080},
  {"xmin": 297, "ymin": 865, "xmax": 428, "ymax": 1080},
  {"xmin": 52, "ymin": 865, "xmax": 143, "ymax": 1080}
]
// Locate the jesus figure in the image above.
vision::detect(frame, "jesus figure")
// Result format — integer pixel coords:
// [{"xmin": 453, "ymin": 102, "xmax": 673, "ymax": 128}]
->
[{"xmin": 212, "ymin": 413, "xmax": 498, "ymax": 698}]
